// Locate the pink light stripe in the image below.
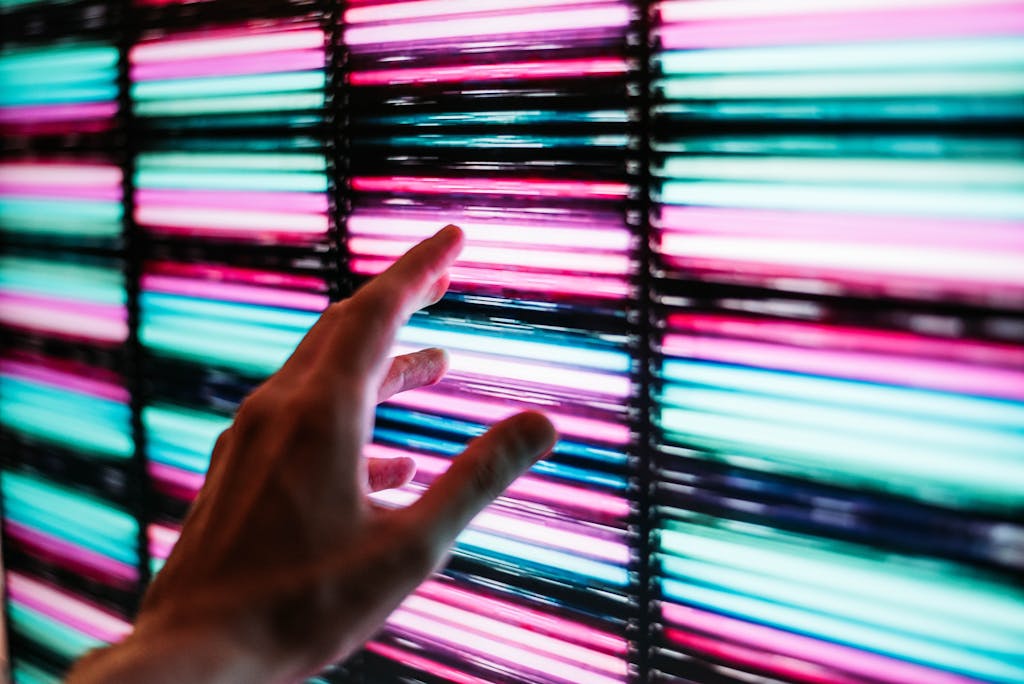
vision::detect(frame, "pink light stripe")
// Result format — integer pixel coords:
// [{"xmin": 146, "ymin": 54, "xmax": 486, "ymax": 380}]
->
[
  {"xmin": 0, "ymin": 103, "xmax": 117, "ymax": 124},
  {"xmin": 0, "ymin": 163, "xmax": 121, "ymax": 187},
  {"xmin": 0, "ymin": 360, "xmax": 128, "ymax": 403},
  {"xmin": 350, "ymin": 237, "xmax": 630, "ymax": 274},
  {"xmin": 8, "ymin": 572, "xmax": 131, "ymax": 642},
  {"xmin": 148, "ymin": 461, "xmax": 204, "ymax": 499},
  {"xmin": 385, "ymin": 608, "xmax": 625, "ymax": 684},
  {"xmin": 5, "ymin": 521, "xmax": 138, "ymax": 585},
  {"xmin": 400, "ymin": 594, "xmax": 627, "ymax": 675},
  {"xmin": 131, "ymin": 29, "xmax": 324, "ymax": 64},
  {"xmin": 387, "ymin": 385, "xmax": 630, "ymax": 444},
  {"xmin": 345, "ymin": 6, "xmax": 630, "ymax": 45},
  {"xmin": 660, "ymin": 3, "xmax": 1024, "ymax": 49},
  {"xmin": 365, "ymin": 443, "xmax": 630, "ymax": 518},
  {"xmin": 349, "ymin": 213, "xmax": 630, "ymax": 250},
  {"xmin": 143, "ymin": 274, "xmax": 327, "ymax": 311},
  {"xmin": 660, "ymin": 206, "xmax": 1024, "ymax": 251},
  {"xmin": 0, "ymin": 293, "xmax": 127, "ymax": 343},
  {"xmin": 0, "ymin": 184, "xmax": 121, "ymax": 202},
  {"xmin": 663, "ymin": 603, "xmax": 985, "ymax": 684},
  {"xmin": 136, "ymin": 189, "xmax": 327, "ymax": 214},
  {"xmin": 417, "ymin": 580, "xmax": 627, "ymax": 654},
  {"xmin": 663, "ymin": 334, "xmax": 1024, "ymax": 400},
  {"xmin": 147, "ymin": 260, "xmax": 326, "ymax": 291},
  {"xmin": 131, "ymin": 49, "xmax": 324, "ymax": 82},
  {"xmin": 351, "ymin": 57, "xmax": 627, "ymax": 86},
  {"xmin": 352, "ymin": 259, "xmax": 631, "ymax": 298},
  {"xmin": 664, "ymin": 627, "xmax": 860, "ymax": 684},
  {"xmin": 667, "ymin": 314, "xmax": 1024, "ymax": 368},
  {"xmin": 352, "ymin": 176, "xmax": 628, "ymax": 199},
  {"xmin": 136, "ymin": 205, "xmax": 328, "ymax": 235},
  {"xmin": 148, "ymin": 523, "xmax": 181, "ymax": 561},
  {"xmin": 0, "ymin": 119, "xmax": 114, "ymax": 136},
  {"xmin": 346, "ymin": 0, "xmax": 614, "ymax": 23},
  {"xmin": 367, "ymin": 641, "xmax": 491, "ymax": 684}
]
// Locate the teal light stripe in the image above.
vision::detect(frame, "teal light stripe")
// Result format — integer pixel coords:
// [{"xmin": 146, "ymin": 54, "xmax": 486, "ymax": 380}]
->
[
  {"xmin": 0, "ymin": 46, "xmax": 118, "ymax": 73},
  {"xmin": 659, "ymin": 38, "xmax": 1024, "ymax": 75},
  {"xmin": 144, "ymin": 404, "xmax": 229, "ymax": 473},
  {"xmin": 371, "ymin": 134, "xmax": 629, "ymax": 149},
  {"xmin": 0, "ymin": 198, "xmax": 122, "ymax": 222},
  {"xmin": 658, "ymin": 71, "xmax": 1024, "ymax": 100},
  {"xmin": 8, "ymin": 603, "xmax": 103, "ymax": 661},
  {"xmin": 366, "ymin": 109, "xmax": 628, "ymax": 126},
  {"xmin": 132, "ymin": 71, "xmax": 324, "ymax": 100},
  {"xmin": 135, "ymin": 168, "xmax": 327, "ymax": 192},
  {"xmin": 134, "ymin": 92, "xmax": 324, "ymax": 117},
  {"xmin": 12, "ymin": 660, "xmax": 63, "ymax": 684},
  {"xmin": 659, "ymin": 180, "xmax": 1024, "ymax": 220},
  {"xmin": 142, "ymin": 292, "xmax": 318, "ymax": 329},
  {"xmin": 137, "ymin": 151, "xmax": 326, "ymax": 172},
  {"xmin": 0, "ymin": 84, "xmax": 117, "ymax": 106},
  {"xmin": 0, "ymin": 258, "xmax": 125, "ymax": 305},
  {"xmin": 661, "ymin": 360, "xmax": 1024, "ymax": 429}
]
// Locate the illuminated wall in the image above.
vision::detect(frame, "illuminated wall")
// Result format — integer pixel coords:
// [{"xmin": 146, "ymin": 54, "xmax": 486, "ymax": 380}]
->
[{"xmin": 1, "ymin": 1, "xmax": 1023, "ymax": 683}]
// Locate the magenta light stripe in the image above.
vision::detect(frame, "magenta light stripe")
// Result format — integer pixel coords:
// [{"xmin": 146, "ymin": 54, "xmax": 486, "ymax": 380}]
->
[
  {"xmin": 148, "ymin": 523, "xmax": 180, "ymax": 561},
  {"xmin": 366, "ymin": 443, "xmax": 630, "ymax": 518},
  {"xmin": 147, "ymin": 260, "xmax": 327, "ymax": 292},
  {"xmin": 351, "ymin": 57, "xmax": 627, "ymax": 86},
  {"xmin": 350, "ymin": 237, "xmax": 630, "ymax": 275},
  {"xmin": 131, "ymin": 49, "xmax": 325, "ymax": 81},
  {"xmin": 0, "ymin": 293, "xmax": 127, "ymax": 343},
  {"xmin": 5, "ymin": 521, "xmax": 138, "ymax": 585},
  {"xmin": 136, "ymin": 189, "xmax": 328, "ymax": 214},
  {"xmin": 660, "ymin": 206, "xmax": 1024, "ymax": 251},
  {"xmin": 345, "ymin": 0, "xmax": 613, "ymax": 23},
  {"xmin": 352, "ymin": 259, "xmax": 631, "ymax": 298},
  {"xmin": 148, "ymin": 462, "xmax": 204, "ymax": 498},
  {"xmin": 0, "ymin": 360, "xmax": 128, "ymax": 403},
  {"xmin": 353, "ymin": 176, "xmax": 628, "ymax": 199},
  {"xmin": 345, "ymin": 6, "xmax": 630, "ymax": 45},
  {"xmin": 131, "ymin": 28, "xmax": 324, "ymax": 64},
  {"xmin": 0, "ymin": 120, "xmax": 115, "ymax": 136},
  {"xmin": 418, "ymin": 580, "xmax": 628, "ymax": 654},
  {"xmin": 136, "ymin": 205, "xmax": 328, "ymax": 235},
  {"xmin": 663, "ymin": 334, "xmax": 1024, "ymax": 400},
  {"xmin": 0, "ymin": 102, "xmax": 117, "ymax": 124},
  {"xmin": 386, "ymin": 385, "xmax": 630, "ymax": 444},
  {"xmin": 663, "ymin": 603, "xmax": 984, "ymax": 684},
  {"xmin": 0, "ymin": 163, "xmax": 121, "ymax": 187},
  {"xmin": 399, "ymin": 595, "xmax": 627, "ymax": 675},
  {"xmin": 0, "ymin": 184, "xmax": 121, "ymax": 202},
  {"xmin": 667, "ymin": 314, "xmax": 1024, "ymax": 368},
  {"xmin": 659, "ymin": 2, "xmax": 1024, "ymax": 49},
  {"xmin": 8, "ymin": 572, "xmax": 131, "ymax": 642},
  {"xmin": 367, "ymin": 641, "xmax": 491, "ymax": 684},
  {"xmin": 143, "ymin": 274, "xmax": 327, "ymax": 311}
]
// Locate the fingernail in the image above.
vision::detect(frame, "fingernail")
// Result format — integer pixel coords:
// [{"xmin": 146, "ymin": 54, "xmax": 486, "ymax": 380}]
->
[{"xmin": 435, "ymin": 224, "xmax": 462, "ymax": 243}]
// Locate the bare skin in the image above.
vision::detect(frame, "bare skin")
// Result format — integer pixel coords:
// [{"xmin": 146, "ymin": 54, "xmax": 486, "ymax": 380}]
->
[{"xmin": 67, "ymin": 225, "xmax": 557, "ymax": 683}]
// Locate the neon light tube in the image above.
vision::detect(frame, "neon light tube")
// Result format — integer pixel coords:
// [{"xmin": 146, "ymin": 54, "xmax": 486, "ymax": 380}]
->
[
  {"xmin": 137, "ymin": 152, "xmax": 326, "ymax": 171},
  {"xmin": 345, "ymin": 6, "xmax": 631, "ymax": 45},
  {"xmin": 131, "ymin": 49, "xmax": 325, "ymax": 82},
  {"xmin": 0, "ymin": 162, "xmax": 121, "ymax": 187},
  {"xmin": 659, "ymin": 38, "xmax": 1024, "ymax": 74},
  {"xmin": 136, "ymin": 169, "xmax": 327, "ymax": 192},
  {"xmin": 136, "ymin": 189, "xmax": 327, "ymax": 213},
  {"xmin": 8, "ymin": 602, "xmax": 104, "ymax": 660},
  {"xmin": 353, "ymin": 176, "xmax": 628, "ymax": 199},
  {"xmin": 0, "ymin": 294, "xmax": 128, "ymax": 342},
  {"xmin": 8, "ymin": 573, "xmax": 131, "ymax": 643},
  {"xmin": 1, "ymin": 358, "xmax": 127, "ymax": 402},
  {"xmin": 345, "ymin": 0, "xmax": 614, "ymax": 23},
  {"xmin": 4, "ymin": 521, "xmax": 137, "ymax": 584},
  {"xmin": 130, "ymin": 29, "xmax": 324, "ymax": 63},
  {"xmin": 133, "ymin": 92, "xmax": 324, "ymax": 117},
  {"xmin": 143, "ymin": 275, "xmax": 328, "ymax": 310},
  {"xmin": 351, "ymin": 57, "xmax": 628, "ymax": 86},
  {"xmin": 11, "ymin": 661, "xmax": 61, "ymax": 684},
  {"xmin": 659, "ymin": 0, "xmax": 1010, "ymax": 22},
  {"xmin": 0, "ymin": 102, "xmax": 118, "ymax": 124},
  {"xmin": 366, "ymin": 642, "xmax": 490, "ymax": 684},
  {"xmin": 136, "ymin": 206, "xmax": 328, "ymax": 235},
  {"xmin": 658, "ymin": 3, "xmax": 1024, "ymax": 49},
  {"xmin": 132, "ymin": 71, "xmax": 324, "ymax": 100}
]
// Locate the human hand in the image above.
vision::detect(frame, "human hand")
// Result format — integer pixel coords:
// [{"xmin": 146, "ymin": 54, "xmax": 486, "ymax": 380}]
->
[{"xmin": 67, "ymin": 225, "xmax": 557, "ymax": 683}]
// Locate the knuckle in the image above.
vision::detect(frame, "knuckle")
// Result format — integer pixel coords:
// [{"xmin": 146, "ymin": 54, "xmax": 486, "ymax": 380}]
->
[{"xmin": 468, "ymin": 456, "xmax": 508, "ymax": 501}]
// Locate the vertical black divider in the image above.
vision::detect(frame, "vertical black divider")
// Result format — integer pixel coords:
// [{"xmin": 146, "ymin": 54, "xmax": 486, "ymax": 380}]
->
[
  {"xmin": 628, "ymin": 1, "xmax": 657, "ymax": 682},
  {"xmin": 116, "ymin": 0, "xmax": 153, "ymax": 614}
]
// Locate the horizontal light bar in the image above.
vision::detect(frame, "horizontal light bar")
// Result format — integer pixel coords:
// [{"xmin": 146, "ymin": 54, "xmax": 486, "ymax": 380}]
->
[
  {"xmin": 0, "ymin": 45, "xmax": 118, "ymax": 73},
  {"xmin": 0, "ymin": 162, "xmax": 122, "ymax": 188},
  {"xmin": 131, "ymin": 49, "xmax": 325, "ymax": 82},
  {"xmin": 5, "ymin": 521, "xmax": 137, "ymax": 585},
  {"xmin": 137, "ymin": 152, "xmax": 326, "ymax": 172},
  {"xmin": 364, "ymin": 110, "xmax": 628, "ymax": 126},
  {"xmin": 353, "ymin": 176, "xmax": 628, "ymax": 199},
  {"xmin": 660, "ymin": 38, "xmax": 1024, "ymax": 74},
  {"xmin": 0, "ymin": 102, "xmax": 118, "ymax": 124},
  {"xmin": 133, "ymin": 92, "xmax": 324, "ymax": 117},
  {"xmin": 136, "ymin": 169, "xmax": 327, "ymax": 193},
  {"xmin": 136, "ymin": 206, "xmax": 328, "ymax": 236},
  {"xmin": 131, "ymin": 29, "xmax": 324, "ymax": 64},
  {"xmin": 137, "ymin": 189, "xmax": 327, "ymax": 214},
  {"xmin": 143, "ymin": 275, "xmax": 327, "ymax": 310},
  {"xmin": 1, "ymin": 358, "xmax": 127, "ymax": 402},
  {"xmin": 658, "ymin": 3, "xmax": 1024, "ymax": 49},
  {"xmin": 8, "ymin": 572, "xmax": 130, "ymax": 642},
  {"xmin": 345, "ymin": 6, "xmax": 631, "ymax": 45},
  {"xmin": 351, "ymin": 57, "xmax": 627, "ymax": 85},
  {"xmin": 132, "ymin": 71, "xmax": 324, "ymax": 100},
  {"xmin": 659, "ymin": 0, "xmax": 1006, "ymax": 21},
  {"xmin": 346, "ymin": 0, "xmax": 613, "ymax": 23}
]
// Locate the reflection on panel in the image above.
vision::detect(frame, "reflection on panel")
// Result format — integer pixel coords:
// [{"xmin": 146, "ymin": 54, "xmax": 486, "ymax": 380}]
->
[{"xmin": 651, "ymin": 1, "xmax": 1024, "ymax": 683}]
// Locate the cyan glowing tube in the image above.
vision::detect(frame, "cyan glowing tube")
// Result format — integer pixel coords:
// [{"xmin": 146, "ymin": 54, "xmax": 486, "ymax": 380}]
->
[
  {"xmin": 0, "ymin": 257, "xmax": 125, "ymax": 306},
  {"xmin": 11, "ymin": 661, "xmax": 62, "ymax": 684},
  {"xmin": 134, "ymin": 92, "xmax": 324, "ymax": 117},
  {"xmin": 351, "ymin": 58, "xmax": 628, "ymax": 86},
  {"xmin": 364, "ymin": 110, "xmax": 629, "ymax": 127},
  {"xmin": 135, "ymin": 168, "xmax": 326, "ymax": 192},
  {"xmin": 132, "ymin": 71, "xmax": 325, "ymax": 100},
  {"xmin": 145, "ymin": 404, "xmax": 229, "ymax": 476}
]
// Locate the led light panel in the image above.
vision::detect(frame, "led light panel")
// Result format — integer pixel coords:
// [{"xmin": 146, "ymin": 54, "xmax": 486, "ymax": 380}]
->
[
  {"xmin": 0, "ymin": 43, "xmax": 119, "ymax": 135},
  {"xmin": 652, "ymin": 1, "xmax": 1024, "ymax": 682}
]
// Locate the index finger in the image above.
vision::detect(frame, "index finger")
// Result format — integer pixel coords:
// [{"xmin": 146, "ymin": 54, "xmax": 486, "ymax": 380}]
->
[{"xmin": 317, "ymin": 224, "xmax": 463, "ymax": 379}]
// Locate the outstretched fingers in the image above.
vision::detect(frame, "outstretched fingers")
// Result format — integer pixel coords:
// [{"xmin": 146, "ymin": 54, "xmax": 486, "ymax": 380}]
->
[{"xmin": 377, "ymin": 348, "xmax": 448, "ymax": 404}]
